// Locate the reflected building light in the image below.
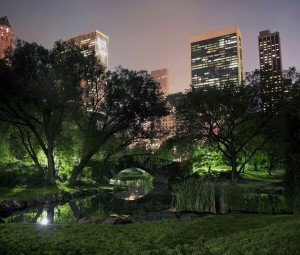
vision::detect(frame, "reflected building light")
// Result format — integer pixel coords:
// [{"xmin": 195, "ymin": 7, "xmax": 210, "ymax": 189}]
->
[{"xmin": 125, "ymin": 193, "xmax": 142, "ymax": 200}]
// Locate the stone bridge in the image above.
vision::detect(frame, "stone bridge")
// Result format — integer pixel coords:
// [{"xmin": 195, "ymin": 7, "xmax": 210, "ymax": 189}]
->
[{"xmin": 116, "ymin": 155, "xmax": 179, "ymax": 184}]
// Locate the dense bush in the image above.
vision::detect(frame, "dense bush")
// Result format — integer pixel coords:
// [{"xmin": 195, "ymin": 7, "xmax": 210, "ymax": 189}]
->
[{"xmin": 0, "ymin": 166, "xmax": 47, "ymax": 187}]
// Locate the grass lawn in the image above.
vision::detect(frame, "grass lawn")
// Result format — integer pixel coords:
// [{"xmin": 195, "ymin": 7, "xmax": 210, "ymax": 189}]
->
[
  {"xmin": 0, "ymin": 184, "xmax": 74, "ymax": 201},
  {"xmin": 0, "ymin": 214, "xmax": 299, "ymax": 255},
  {"xmin": 0, "ymin": 184, "xmax": 113, "ymax": 202},
  {"xmin": 238, "ymin": 170, "xmax": 284, "ymax": 192}
]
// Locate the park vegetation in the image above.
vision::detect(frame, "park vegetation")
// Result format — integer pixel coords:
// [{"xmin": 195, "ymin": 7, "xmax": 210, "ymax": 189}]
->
[
  {"xmin": 1, "ymin": 39, "xmax": 300, "ymax": 254},
  {"xmin": 0, "ymin": 39, "xmax": 300, "ymax": 213}
]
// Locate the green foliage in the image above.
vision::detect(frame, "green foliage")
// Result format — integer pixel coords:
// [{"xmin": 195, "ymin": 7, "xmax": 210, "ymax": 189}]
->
[
  {"xmin": 281, "ymin": 72, "xmax": 300, "ymax": 213},
  {"xmin": 0, "ymin": 136, "xmax": 15, "ymax": 167},
  {"xmin": 172, "ymin": 179, "xmax": 216, "ymax": 212},
  {"xmin": 176, "ymin": 83, "xmax": 282, "ymax": 181},
  {"xmin": 192, "ymin": 143, "xmax": 225, "ymax": 173},
  {"xmin": 0, "ymin": 215, "xmax": 299, "ymax": 254},
  {"xmin": 114, "ymin": 168, "xmax": 152, "ymax": 181},
  {"xmin": 0, "ymin": 166, "xmax": 47, "ymax": 187},
  {"xmin": 68, "ymin": 66, "xmax": 168, "ymax": 186},
  {"xmin": 0, "ymin": 39, "xmax": 103, "ymax": 182},
  {"xmin": 171, "ymin": 179, "xmax": 290, "ymax": 214},
  {"xmin": 0, "ymin": 183, "xmax": 74, "ymax": 201}
]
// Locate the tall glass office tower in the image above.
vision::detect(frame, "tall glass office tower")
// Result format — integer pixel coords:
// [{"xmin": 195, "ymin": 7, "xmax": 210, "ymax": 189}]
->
[
  {"xmin": 66, "ymin": 30, "xmax": 109, "ymax": 69},
  {"xmin": 258, "ymin": 30, "xmax": 282, "ymax": 86},
  {"xmin": 190, "ymin": 26, "xmax": 243, "ymax": 87}
]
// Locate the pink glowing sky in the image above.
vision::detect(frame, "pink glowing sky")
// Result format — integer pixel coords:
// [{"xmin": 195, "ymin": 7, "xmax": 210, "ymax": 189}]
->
[{"xmin": 2, "ymin": 0, "xmax": 300, "ymax": 93}]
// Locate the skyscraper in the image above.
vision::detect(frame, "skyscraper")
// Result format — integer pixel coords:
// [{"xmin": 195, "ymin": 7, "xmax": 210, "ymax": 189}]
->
[
  {"xmin": 190, "ymin": 26, "xmax": 243, "ymax": 87},
  {"xmin": 0, "ymin": 16, "xmax": 14, "ymax": 59},
  {"xmin": 66, "ymin": 29, "xmax": 109, "ymax": 69},
  {"xmin": 258, "ymin": 30, "xmax": 282, "ymax": 86},
  {"xmin": 151, "ymin": 68, "xmax": 169, "ymax": 95}
]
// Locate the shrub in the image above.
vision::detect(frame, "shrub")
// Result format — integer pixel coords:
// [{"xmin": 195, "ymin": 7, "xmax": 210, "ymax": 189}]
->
[{"xmin": 0, "ymin": 166, "xmax": 47, "ymax": 187}]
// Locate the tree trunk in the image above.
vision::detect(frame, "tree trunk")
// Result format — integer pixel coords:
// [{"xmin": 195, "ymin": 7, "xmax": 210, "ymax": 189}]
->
[
  {"xmin": 231, "ymin": 157, "xmax": 238, "ymax": 182},
  {"xmin": 69, "ymin": 148, "xmax": 98, "ymax": 187},
  {"xmin": 268, "ymin": 156, "xmax": 274, "ymax": 175},
  {"xmin": 47, "ymin": 142, "xmax": 56, "ymax": 183},
  {"xmin": 208, "ymin": 165, "xmax": 211, "ymax": 174}
]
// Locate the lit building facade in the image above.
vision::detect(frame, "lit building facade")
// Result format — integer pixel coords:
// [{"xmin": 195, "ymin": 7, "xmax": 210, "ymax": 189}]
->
[
  {"xmin": 258, "ymin": 30, "xmax": 283, "ymax": 86},
  {"xmin": 0, "ymin": 16, "xmax": 14, "ymax": 59},
  {"xmin": 151, "ymin": 69, "xmax": 175, "ymax": 138},
  {"xmin": 190, "ymin": 26, "xmax": 243, "ymax": 87},
  {"xmin": 151, "ymin": 68, "xmax": 170, "ymax": 95},
  {"xmin": 66, "ymin": 30, "xmax": 109, "ymax": 69}
]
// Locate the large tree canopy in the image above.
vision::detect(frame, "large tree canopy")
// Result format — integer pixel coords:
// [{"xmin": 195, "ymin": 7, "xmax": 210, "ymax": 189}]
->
[
  {"xmin": 0, "ymin": 40, "xmax": 167, "ymax": 185},
  {"xmin": 176, "ymin": 83, "xmax": 283, "ymax": 181},
  {"xmin": 0, "ymin": 39, "xmax": 99, "ymax": 182},
  {"xmin": 69, "ymin": 66, "xmax": 168, "ymax": 186}
]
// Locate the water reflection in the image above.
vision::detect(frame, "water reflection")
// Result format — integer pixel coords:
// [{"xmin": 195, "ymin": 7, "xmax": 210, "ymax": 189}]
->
[
  {"xmin": 4, "ymin": 184, "xmax": 170, "ymax": 224},
  {"xmin": 111, "ymin": 168, "xmax": 154, "ymax": 200}
]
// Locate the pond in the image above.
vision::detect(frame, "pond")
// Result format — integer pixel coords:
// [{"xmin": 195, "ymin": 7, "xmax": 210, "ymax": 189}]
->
[{"xmin": 3, "ymin": 168, "xmax": 171, "ymax": 224}]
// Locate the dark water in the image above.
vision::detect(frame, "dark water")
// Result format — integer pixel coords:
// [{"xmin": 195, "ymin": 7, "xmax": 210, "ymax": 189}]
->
[{"xmin": 4, "ymin": 184, "xmax": 170, "ymax": 224}]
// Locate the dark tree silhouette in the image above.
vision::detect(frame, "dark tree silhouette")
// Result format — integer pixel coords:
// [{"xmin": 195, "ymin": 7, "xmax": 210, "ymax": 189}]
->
[
  {"xmin": 69, "ymin": 66, "xmax": 167, "ymax": 186},
  {"xmin": 176, "ymin": 83, "xmax": 282, "ymax": 181},
  {"xmin": 0, "ymin": 39, "xmax": 104, "ymax": 183}
]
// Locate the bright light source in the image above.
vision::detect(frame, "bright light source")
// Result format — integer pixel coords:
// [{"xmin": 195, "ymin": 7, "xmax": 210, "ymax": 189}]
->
[{"xmin": 39, "ymin": 218, "xmax": 49, "ymax": 225}]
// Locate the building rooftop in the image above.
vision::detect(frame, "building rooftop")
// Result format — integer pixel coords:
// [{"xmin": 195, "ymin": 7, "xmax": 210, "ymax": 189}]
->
[
  {"xmin": 190, "ymin": 26, "xmax": 241, "ymax": 43},
  {"xmin": 0, "ymin": 16, "xmax": 11, "ymax": 27},
  {"xmin": 259, "ymin": 30, "xmax": 279, "ymax": 36}
]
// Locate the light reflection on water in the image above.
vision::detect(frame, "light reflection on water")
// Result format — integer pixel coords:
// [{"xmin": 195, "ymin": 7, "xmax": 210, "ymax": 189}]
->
[{"xmin": 4, "ymin": 184, "xmax": 170, "ymax": 224}]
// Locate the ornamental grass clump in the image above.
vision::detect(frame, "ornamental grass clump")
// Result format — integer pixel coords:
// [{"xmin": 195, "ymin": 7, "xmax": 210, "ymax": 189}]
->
[
  {"xmin": 171, "ymin": 178, "xmax": 290, "ymax": 214},
  {"xmin": 171, "ymin": 179, "xmax": 217, "ymax": 213}
]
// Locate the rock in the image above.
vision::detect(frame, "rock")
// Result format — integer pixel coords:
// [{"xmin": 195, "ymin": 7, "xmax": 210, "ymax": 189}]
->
[
  {"xmin": 0, "ymin": 201, "xmax": 12, "ymax": 218},
  {"xmin": 112, "ymin": 217, "xmax": 133, "ymax": 225},
  {"xmin": 131, "ymin": 211, "xmax": 178, "ymax": 222},
  {"xmin": 78, "ymin": 217, "xmax": 97, "ymax": 224},
  {"xmin": 102, "ymin": 215, "xmax": 133, "ymax": 225},
  {"xmin": 13, "ymin": 199, "xmax": 27, "ymax": 210}
]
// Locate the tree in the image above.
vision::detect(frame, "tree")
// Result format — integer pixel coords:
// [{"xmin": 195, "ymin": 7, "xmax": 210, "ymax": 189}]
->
[
  {"xmin": 281, "ymin": 68, "xmax": 300, "ymax": 213},
  {"xmin": 176, "ymin": 83, "xmax": 281, "ymax": 181},
  {"xmin": 68, "ymin": 67, "xmax": 167, "ymax": 186},
  {"xmin": 192, "ymin": 142, "xmax": 224, "ymax": 174},
  {"xmin": 0, "ymin": 39, "xmax": 103, "ymax": 183}
]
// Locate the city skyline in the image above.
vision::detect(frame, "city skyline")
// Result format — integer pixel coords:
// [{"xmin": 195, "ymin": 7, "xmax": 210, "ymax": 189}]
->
[{"xmin": 1, "ymin": 0, "xmax": 300, "ymax": 93}]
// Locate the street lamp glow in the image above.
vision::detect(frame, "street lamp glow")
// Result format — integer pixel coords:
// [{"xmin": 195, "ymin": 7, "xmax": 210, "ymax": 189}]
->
[{"xmin": 39, "ymin": 218, "xmax": 49, "ymax": 225}]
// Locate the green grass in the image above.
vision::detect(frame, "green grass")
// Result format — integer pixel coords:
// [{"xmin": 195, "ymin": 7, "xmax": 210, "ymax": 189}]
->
[
  {"xmin": 240, "ymin": 169, "xmax": 284, "ymax": 182},
  {"xmin": 0, "ymin": 214, "xmax": 299, "ymax": 254},
  {"xmin": 0, "ymin": 185, "xmax": 68, "ymax": 201},
  {"xmin": 238, "ymin": 170, "xmax": 284, "ymax": 191},
  {"xmin": 0, "ymin": 183, "xmax": 112, "ymax": 202}
]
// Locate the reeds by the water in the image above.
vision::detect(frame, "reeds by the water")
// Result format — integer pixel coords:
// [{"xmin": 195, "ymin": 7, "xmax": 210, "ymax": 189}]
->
[{"xmin": 171, "ymin": 179, "xmax": 290, "ymax": 214}]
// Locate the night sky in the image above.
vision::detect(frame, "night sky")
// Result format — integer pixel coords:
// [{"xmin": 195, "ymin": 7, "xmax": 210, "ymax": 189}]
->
[{"xmin": 2, "ymin": 0, "xmax": 300, "ymax": 93}]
